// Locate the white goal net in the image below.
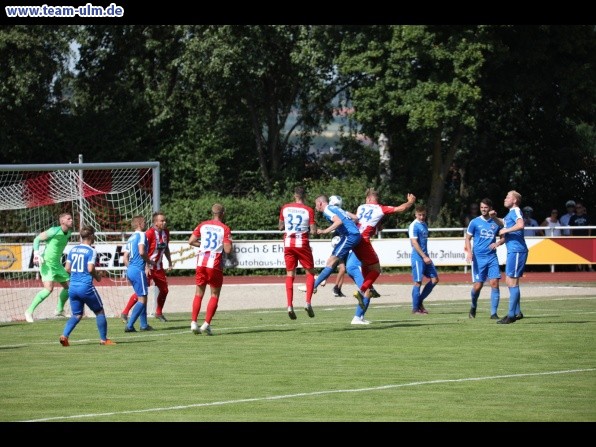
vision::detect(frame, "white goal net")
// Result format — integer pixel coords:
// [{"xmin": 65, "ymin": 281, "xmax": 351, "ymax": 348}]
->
[{"xmin": 0, "ymin": 161, "xmax": 160, "ymax": 323}]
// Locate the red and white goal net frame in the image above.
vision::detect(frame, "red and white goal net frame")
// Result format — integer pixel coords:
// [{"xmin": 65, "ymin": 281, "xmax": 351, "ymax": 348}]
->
[{"xmin": 0, "ymin": 161, "xmax": 160, "ymax": 323}]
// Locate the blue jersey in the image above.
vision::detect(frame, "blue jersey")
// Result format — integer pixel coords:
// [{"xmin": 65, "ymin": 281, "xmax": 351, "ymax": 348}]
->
[
  {"xmin": 503, "ymin": 207, "xmax": 528, "ymax": 253},
  {"xmin": 408, "ymin": 219, "xmax": 429, "ymax": 257},
  {"xmin": 323, "ymin": 205, "xmax": 360, "ymax": 237},
  {"xmin": 467, "ymin": 216, "xmax": 501, "ymax": 258},
  {"xmin": 124, "ymin": 231, "xmax": 148, "ymax": 269},
  {"xmin": 66, "ymin": 244, "xmax": 97, "ymax": 288}
]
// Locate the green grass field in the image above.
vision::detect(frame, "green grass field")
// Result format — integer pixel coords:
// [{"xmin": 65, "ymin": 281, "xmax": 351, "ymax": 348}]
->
[{"xmin": 1, "ymin": 295, "xmax": 594, "ymax": 422}]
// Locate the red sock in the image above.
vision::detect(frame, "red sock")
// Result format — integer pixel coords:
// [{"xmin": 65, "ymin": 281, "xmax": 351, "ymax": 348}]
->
[
  {"xmin": 205, "ymin": 296, "xmax": 219, "ymax": 324},
  {"xmin": 192, "ymin": 295, "xmax": 203, "ymax": 321},
  {"xmin": 156, "ymin": 290, "xmax": 167, "ymax": 315},
  {"xmin": 122, "ymin": 294, "xmax": 138, "ymax": 315},
  {"xmin": 285, "ymin": 276, "xmax": 294, "ymax": 307},
  {"xmin": 361, "ymin": 270, "xmax": 380, "ymax": 294},
  {"xmin": 306, "ymin": 273, "xmax": 315, "ymax": 303}
]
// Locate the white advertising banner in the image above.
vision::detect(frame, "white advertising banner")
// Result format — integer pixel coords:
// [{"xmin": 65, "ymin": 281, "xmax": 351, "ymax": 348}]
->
[
  {"xmin": 167, "ymin": 238, "xmax": 506, "ymax": 269},
  {"xmin": 1, "ymin": 237, "xmax": 573, "ymax": 272}
]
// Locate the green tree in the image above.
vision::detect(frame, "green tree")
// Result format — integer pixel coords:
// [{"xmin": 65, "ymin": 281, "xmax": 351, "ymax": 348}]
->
[
  {"xmin": 72, "ymin": 25, "xmax": 173, "ymax": 164},
  {"xmin": 184, "ymin": 25, "xmax": 358, "ymax": 194},
  {"xmin": 338, "ymin": 25, "xmax": 488, "ymax": 223},
  {"xmin": 337, "ymin": 25, "xmax": 596, "ymax": 223},
  {"xmin": 0, "ymin": 25, "xmax": 74, "ymax": 164},
  {"xmin": 466, "ymin": 25, "xmax": 596, "ymax": 217}
]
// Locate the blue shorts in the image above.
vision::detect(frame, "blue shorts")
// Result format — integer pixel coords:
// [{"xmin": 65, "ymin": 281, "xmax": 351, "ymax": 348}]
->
[
  {"xmin": 69, "ymin": 284, "xmax": 104, "ymax": 315},
  {"xmin": 505, "ymin": 251, "xmax": 528, "ymax": 278},
  {"xmin": 126, "ymin": 266, "xmax": 149, "ymax": 297},
  {"xmin": 471, "ymin": 254, "xmax": 501, "ymax": 283},
  {"xmin": 332, "ymin": 233, "xmax": 361, "ymax": 262},
  {"xmin": 411, "ymin": 258, "xmax": 438, "ymax": 283}
]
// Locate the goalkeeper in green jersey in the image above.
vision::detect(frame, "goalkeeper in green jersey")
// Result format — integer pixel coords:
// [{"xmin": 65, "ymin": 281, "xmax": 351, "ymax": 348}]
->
[{"xmin": 25, "ymin": 213, "xmax": 74, "ymax": 323}]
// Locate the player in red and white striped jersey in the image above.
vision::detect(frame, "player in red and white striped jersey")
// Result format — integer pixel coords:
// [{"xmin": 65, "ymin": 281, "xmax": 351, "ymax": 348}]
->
[
  {"xmin": 350, "ymin": 189, "xmax": 416, "ymax": 324},
  {"xmin": 187, "ymin": 203, "xmax": 233, "ymax": 335},
  {"xmin": 278, "ymin": 186, "xmax": 318, "ymax": 320}
]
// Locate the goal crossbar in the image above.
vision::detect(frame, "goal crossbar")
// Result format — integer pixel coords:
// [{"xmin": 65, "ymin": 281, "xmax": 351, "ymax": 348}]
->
[{"xmin": 0, "ymin": 162, "xmax": 161, "ymax": 212}]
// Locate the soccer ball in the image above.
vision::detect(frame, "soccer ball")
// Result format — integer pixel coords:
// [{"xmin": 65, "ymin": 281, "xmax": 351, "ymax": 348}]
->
[
  {"xmin": 329, "ymin": 195, "xmax": 343, "ymax": 207},
  {"xmin": 331, "ymin": 236, "xmax": 341, "ymax": 247}
]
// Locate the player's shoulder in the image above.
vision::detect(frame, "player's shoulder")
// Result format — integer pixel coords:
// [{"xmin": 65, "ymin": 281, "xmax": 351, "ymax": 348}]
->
[{"xmin": 45, "ymin": 225, "xmax": 61, "ymax": 235}]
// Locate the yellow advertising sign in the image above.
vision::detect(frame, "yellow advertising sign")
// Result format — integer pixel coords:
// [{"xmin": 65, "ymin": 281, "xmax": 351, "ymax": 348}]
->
[{"xmin": 0, "ymin": 246, "xmax": 21, "ymax": 271}]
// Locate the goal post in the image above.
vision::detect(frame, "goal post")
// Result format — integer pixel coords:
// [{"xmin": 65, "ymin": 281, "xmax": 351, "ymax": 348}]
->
[{"xmin": 0, "ymin": 161, "xmax": 160, "ymax": 323}]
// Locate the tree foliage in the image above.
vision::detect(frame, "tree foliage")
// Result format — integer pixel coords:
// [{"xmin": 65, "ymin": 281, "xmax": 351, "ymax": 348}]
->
[
  {"xmin": 0, "ymin": 25, "xmax": 74, "ymax": 164},
  {"xmin": 0, "ymin": 25, "xmax": 593, "ymax": 228},
  {"xmin": 337, "ymin": 25, "xmax": 489, "ymax": 223},
  {"xmin": 336, "ymin": 25, "xmax": 595, "ymax": 223}
]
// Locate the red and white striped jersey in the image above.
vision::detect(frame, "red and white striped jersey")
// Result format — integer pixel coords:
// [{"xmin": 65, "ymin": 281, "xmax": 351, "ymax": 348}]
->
[
  {"xmin": 279, "ymin": 202, "xmax": 315, "ymax": 248},
  {"xmin": 192, "ymin": 219, "xmax": 232, "ymax": 270},
  {"xmin": 146, "ymin": 226, "xmax": 170, "ymax": 272},
  {"xmin": 356, "ymin": 203, "xmax": 399, "ymax": 241}
]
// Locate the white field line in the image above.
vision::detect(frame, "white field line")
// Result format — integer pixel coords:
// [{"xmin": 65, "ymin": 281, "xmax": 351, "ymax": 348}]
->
[{"xmin": 20, "ymin": 368, "xmax": 596, "ymax": 422}]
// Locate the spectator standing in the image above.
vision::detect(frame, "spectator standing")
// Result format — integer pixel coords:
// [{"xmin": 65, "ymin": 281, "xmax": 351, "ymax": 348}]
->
[
  {"xmin": 123, "ymin": 216, "xmax": 154, "ymax": 333},
  {"xmin": 541, "ymin": 209, "xmax": 562, "ymax": 237},
  {"xmin": 464, "ymin": 198, "xmax": 502, "ymax": 320},
  {"xmin": 569, "ymin": 202, "xmax": 593, "ymax": 271},
  {"xmin": 121, "ymin": 211, "xmax": 172, "ymax": 323},
  {"xmin": 25, "ymin": 212, "xmax": 74, "ymax": 323},
  {"xmin": 188, "ymin": 204, "xmax": 233, "ymax": 335},
  {"xmin": 60, "ymin": 226, "xmax": 115, "ymax": 346},
  {"xmin": 569, "ymin": 202, "xmax": 591, "ymax": 236},
  {"xmin": 559, "ymin": 200, "xmax": 576, "ymax": 236},
  {"xmin": 522, "ymin": 206, "xmax": 543, "ymax": 236},
  {"xmin": 409, "ymin": 204, "xmax": 439, "ymax": 314},
  {"xmin": 491, "ymin": 190, "xmax": 527, "ymax": 324},
  {"xmin": 278, "ymin": 186, "xmax": 318, "ymax": 320}
]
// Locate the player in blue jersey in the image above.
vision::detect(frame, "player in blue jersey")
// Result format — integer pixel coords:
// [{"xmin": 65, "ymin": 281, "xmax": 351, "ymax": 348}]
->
[
  {"xmin": 491, "ymin": 190, "xmax": 528, "ymax": 324},
  {"xmin": 409, "ymin": 204, "xmax": 439, "ymax": 314},
  {"xmin": 59, "ymin": 226, "xmax": 115, "ymax": 346},
  {"xmin": 464, "ymin": 198, "xmax": 502, "ymax": 320},
  {"xmin": 123, "ymin": 215, "xmax": 154, "ymax": 333},
  {"xmin": 312, "ymin": 195, "xmax": 364, "ymax": 310}
]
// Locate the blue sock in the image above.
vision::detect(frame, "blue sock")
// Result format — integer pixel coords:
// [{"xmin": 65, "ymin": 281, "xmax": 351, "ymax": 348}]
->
[
  {"xmin": 355, "ymin": 297, "xmax": 370, "ymax": 318},
  {"xmin": 314, "ymin": 267, "xmax": 333, "ymax": 288},
  {"xmin": 140, "ymin": 305, "xmax": 148, "ymax": 328},
  {"xmin": 508, "ymin": 286, "xmax": 520, "ymax": 317},
  {"xmin": 412, "ymin": 285, "xmax": 421, "ymax": 310},
  {"xmin": 490, "ymin": 287, "xmax": 500, "ymax": 315},
  {"xmin": 420, "ymin": 282, "xmax": 436, "ymax": 301},
  {"xmin": 96, "ymin": 313, "xmax": 107, "ymax": 340},
  {"xmin": 63, "ymin": 316, "xmax": 79, "ymax": 337},
  {"xmin": 470, "ymin": 290, "xmax": 479, "ymax": 308},
  {"xmin": 128, "ymin": 301, "xmax": 146, "ymax": 329}
]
